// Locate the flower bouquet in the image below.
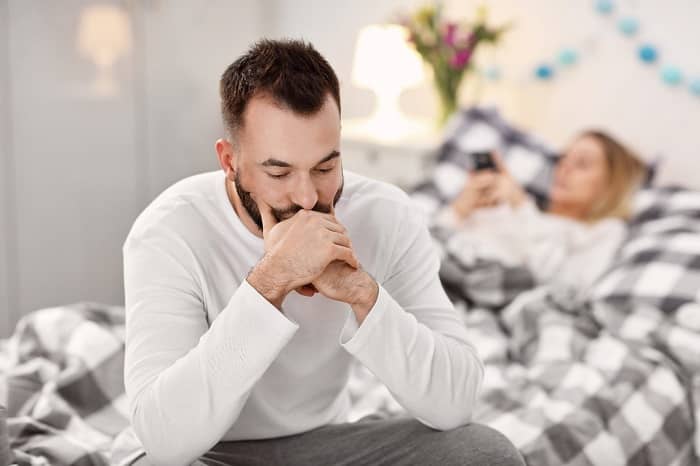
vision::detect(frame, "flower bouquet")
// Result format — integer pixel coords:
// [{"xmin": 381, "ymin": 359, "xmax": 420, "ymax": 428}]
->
[{"xmin": 401, "ymin": 4, "xmax": 509, "ymax": 126}]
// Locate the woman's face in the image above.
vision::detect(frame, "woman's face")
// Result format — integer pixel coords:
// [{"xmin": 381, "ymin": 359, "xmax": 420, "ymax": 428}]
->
[{"xmin": 550, "ymin": 135, "xmax": 610, "ymax": 209}]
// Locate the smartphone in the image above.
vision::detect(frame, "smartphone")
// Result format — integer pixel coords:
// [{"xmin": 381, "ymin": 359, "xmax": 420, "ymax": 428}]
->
[{"xmin": 471, "ymin": 151, "xmax": 497, "ymax": 171}]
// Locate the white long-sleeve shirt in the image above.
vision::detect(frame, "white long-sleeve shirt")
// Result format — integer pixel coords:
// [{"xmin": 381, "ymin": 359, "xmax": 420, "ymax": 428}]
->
[
  {"xmin": 434, "ymin": 200, "xmax": 627, "ymax": 293},
  {"xmin": 116, "ymin": 170, "xmax": 483, "ymax": 466}
]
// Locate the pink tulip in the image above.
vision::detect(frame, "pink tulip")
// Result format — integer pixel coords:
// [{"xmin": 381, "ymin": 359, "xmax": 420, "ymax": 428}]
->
[
  {"xmin": 450, "ymin": 48, "xmax": 472, "ymax": 69},
  {"xmin": 443, "ymin": 23, "xmax": 457, "ymax": 46}
]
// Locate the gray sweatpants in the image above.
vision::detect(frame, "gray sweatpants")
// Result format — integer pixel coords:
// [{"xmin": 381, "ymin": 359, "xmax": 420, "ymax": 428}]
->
[{"xmin": 131, "ymin": 416, "xmax": 525, "ymax": 466}]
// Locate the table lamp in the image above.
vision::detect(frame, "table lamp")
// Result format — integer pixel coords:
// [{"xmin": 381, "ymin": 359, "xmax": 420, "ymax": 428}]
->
[
  {"xmin": 350, "ymin": 24, "xmax": 430, "ymax": 142},
  {"xmin": 77, "ymin": 4, "xmax": 132, "ymax": 97}
]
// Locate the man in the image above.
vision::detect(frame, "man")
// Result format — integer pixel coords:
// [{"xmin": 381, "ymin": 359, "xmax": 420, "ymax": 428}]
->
[{"xmin": 120, "ymin": 39, "xmax": 524, "ymax": 466}]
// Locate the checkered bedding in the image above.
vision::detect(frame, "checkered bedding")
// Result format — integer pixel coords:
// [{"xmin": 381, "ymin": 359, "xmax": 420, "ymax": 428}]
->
[
  {"xmin": 592, "ymin": 186, "xmax": 700, "ymax": 313},
  {"xmin": 415, "ymin": 192, "xmax": 700, "ymax": 465},
  {"xmin": 399, "ymin": 108, "xmax": 700, "ymax": 464},
  {"xmin": 465, "ymin": 285, "xmax": 699, "ymax": 465},
  {"xmin": 3, "ymin": 221, "xmax": 700, "ymax": 466},
  {"xmin": 3, "ymin": 303, "xmax": 129, "ymax": 465},
  {"xmin": 430, "ymin": 216, "xmax": 537, "ymax": 310},
  {"xmin": 0, "ymin": 303, "xmax": 417, "ymax": 466}
]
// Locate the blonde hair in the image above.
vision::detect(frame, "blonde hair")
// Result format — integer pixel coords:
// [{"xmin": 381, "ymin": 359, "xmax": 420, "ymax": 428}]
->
[{"xmin": 581, "ymin": 130, "xmax": 647, "ymax": 222}]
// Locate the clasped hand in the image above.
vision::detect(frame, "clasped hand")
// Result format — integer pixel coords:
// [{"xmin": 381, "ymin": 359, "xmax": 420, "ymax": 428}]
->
[{"xmin": 254, "ymin": 198, "xmax": 377, "ymax": 314}]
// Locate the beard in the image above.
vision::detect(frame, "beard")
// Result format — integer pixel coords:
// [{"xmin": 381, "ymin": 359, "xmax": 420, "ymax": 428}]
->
[{"xmin": 234, "ymin": 170, "xmax": 344, "ymax": 231}]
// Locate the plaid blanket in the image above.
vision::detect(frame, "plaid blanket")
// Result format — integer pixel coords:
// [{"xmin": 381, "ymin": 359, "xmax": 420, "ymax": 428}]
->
[
  {"xmin": 431, "ymin": 217, "xmax": 537, "ymax": 310},
  {"xmin": 399, "ymin": 106, "xmax": 699, "ymax": 464},
  {"xmin": 0, "ymin": 304, "xmax": 405, "ymax": 466},
  {"xmin": 2, "ymin": 288, "xmax": 699, "ymax": 466},
  {"xmin": 3, "ymin": 303, "xmax": 129, "ymax": 466},
  {"xmin": 419, "ymin": 209, "xmax": 699, "ymax": 465},
  {"xmin": 312, "ymin": 274, "xmax": 700, "ymax": 466},
  {"xmin": 593, "ymin": 186, "xmax": 700, "ymax": 313},
  {"xmin": 467, "ymin": 286, "xmax": 699, "ymax": 465},
  {"xmin": 412, "ymin": 198, "xmax": 700, "ymax": 464}
]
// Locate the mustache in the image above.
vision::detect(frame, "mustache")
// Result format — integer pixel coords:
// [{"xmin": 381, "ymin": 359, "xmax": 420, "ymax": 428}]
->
[
  {"xmin": 272, "ymin": 202, "xmax": 332, "ymax": 222},
  {"xmin": 234, "ymin": 169, "xmax": 344, "ymax": 231}
]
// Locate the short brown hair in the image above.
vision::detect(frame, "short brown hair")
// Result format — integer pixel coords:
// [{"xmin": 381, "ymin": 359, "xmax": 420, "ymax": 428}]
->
[
  {"xmin": 582, "ymin": 130, "xmax": 647, "ymax": 222},
  {"xmin": 219, "ymin": 39, "xmax": 341, "ymax": 141}
]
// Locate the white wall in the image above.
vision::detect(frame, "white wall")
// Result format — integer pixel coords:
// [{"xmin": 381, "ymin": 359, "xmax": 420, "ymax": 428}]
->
[
  {"xmin": 0, "ymin": 0, "xmax": 267, "ymax": 335},
  {"xmin": 137, "ymin": 0, "xmax": 272, "ymax": 198},
  {"xmin": 0, "ymin": 0, "xmax": 15, "ymax": 337},
  {"xmin": 5, "ymin": 0, "xmax": 144, "ymax": 339},
  {"xmin": 274, "ymin": 0, "xmax": 700, "ymax": 187},
  {"xmin": 459, "ymin": 0, "xmax": 700, "ymax": 188}
]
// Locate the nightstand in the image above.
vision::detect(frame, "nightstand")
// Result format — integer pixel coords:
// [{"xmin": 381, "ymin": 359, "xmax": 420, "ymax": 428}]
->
[{"xmin": 340, "ymin": 118, "xmax": 442, "ymax": 190}]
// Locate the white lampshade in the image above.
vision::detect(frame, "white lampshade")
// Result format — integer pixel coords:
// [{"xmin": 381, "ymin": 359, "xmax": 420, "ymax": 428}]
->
[
  {"xmin": 352, "ymin": 24, "xmax": 425, "ymax": 94},
  {"xmin": 77, "ymin": 4, "xmax": 131, "ymax": 96},
  {"xmin": 77, "ymin": 5, "xmax": 131, "ymax": 69},
  {"xmin": 349, "ymin": 24, "xmax": 429, "ymax": 142}
]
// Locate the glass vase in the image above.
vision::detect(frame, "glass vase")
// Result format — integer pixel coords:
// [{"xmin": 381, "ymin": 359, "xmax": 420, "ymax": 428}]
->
[{"xmin": 432, "ymin": 69, "xmax": 464, "ymax": 128}]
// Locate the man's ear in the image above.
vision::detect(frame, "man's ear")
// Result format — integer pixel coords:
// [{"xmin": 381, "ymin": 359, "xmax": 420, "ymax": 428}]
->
[{"xmin": 215, "ymin": 138, "xmax": 237, "ymax": 181}]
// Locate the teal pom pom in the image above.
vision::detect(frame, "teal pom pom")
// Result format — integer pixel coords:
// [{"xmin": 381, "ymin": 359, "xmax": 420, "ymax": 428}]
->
[
  {"xmin": 618, "ymin": 17, "xmax": 639, "ymax": 36},
  {"xmin": 638, "ymin": 45, "xmax": 658, "ymax": 63},
  {"xmin": 558, "ymin": 48, "xmax": 578, "ymax": 66},
  {"xmin": 535, "ymin": 64, "xmax": 554, "ymax": 80},
  {"xmin": 596, "ymin": 0, "xmax": 614, "ymax": 14},
  {"xmin": 661, "ymin": 66, "xmax": 682, "ymax": 86}
]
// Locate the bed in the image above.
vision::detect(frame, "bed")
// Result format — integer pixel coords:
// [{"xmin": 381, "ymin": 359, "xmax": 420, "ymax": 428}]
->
[
  {"xmin": 406, "ymin": 108, "xmax": 700, "ymax": 465},
  {"xmin": 1, "ymin": 108, "xmax": 698, "ymax": 465}
]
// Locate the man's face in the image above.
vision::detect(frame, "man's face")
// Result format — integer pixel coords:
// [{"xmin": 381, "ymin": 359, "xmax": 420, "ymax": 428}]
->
[
  {"xmin": 235, "ymin": 170, "xmax": 343, "ymax": 230},
  {"xmin": 233, "ymin": 94, "xmax": 343, "ymax": 231}
]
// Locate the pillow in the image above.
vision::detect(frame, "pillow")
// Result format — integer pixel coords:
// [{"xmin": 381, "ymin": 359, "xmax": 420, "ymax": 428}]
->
[
  {"xmin": 411, "ymin": 107, "xmax": 561, "ymax": 217},
  {"xmin": 591, "ymin": 186, "xmax": 700, "ymax": 313},
  {"xmin": 410, "ymin": 106, "xmax": 658, "ymax": 218}
]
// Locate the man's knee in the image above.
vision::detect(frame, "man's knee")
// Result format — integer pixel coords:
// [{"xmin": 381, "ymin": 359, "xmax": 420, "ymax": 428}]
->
[{"xmin": 431, "ymin": 422, "xmax": 525, "ymax": 466}]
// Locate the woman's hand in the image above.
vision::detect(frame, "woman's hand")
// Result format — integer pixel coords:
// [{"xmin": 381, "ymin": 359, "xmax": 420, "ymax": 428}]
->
[
  {"xmin": 450, "ymin": 153, "xmax": 528, "ymax": 220},
  {"xmin": 450, "ymin": 170, "xmax": 499, "ymax": 219},
  {"xmin": 490, "ymin": 153, "xmax": 528, "ymax": 208}
]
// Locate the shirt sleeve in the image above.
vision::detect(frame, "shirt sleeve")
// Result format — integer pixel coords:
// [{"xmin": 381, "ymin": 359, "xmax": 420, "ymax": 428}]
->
[
  {"xmin": 339, "ymin": 211, "xmax": 484, "ymax": 431},
  {"xmin": 123, "ymin": 232, "xmax": 299, "ymax": 466}
]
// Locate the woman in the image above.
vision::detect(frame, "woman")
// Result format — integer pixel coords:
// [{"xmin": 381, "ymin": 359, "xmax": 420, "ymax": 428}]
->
[{"xmin": 434, "ymin": 130, "xmax": 647, "ymax": 293}]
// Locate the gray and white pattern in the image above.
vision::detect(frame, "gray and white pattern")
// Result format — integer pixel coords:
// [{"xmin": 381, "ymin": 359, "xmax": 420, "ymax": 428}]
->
[
  {"xmin": 404, "ymin": 108, "xmax": 699, "ymax": 464},
  {"xmin": 592, "ymin": 186, "xmax": 700, "ymax": 314}
]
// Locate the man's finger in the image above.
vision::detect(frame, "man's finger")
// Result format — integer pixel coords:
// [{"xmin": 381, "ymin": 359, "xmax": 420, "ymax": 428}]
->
[
  {"xmin": 332, "ymin": 245, "xmax": 360, "ymax": 269},
  {"xmin": 327, "ymin": 231, "xmax": 352, "ymax": 248},
  {"xmin": 254, "ymin": 195, "xmax": 278, "ymax": 234},
  {"xmin": 321, "ymin": 219, "xmax": 346, "ymax": 234}
]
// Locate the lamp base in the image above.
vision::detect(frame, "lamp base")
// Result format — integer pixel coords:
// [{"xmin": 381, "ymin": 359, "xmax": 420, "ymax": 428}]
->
[{"xmin": 346, "ymin": 89, "xmax": 442, "ymax": 143}]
